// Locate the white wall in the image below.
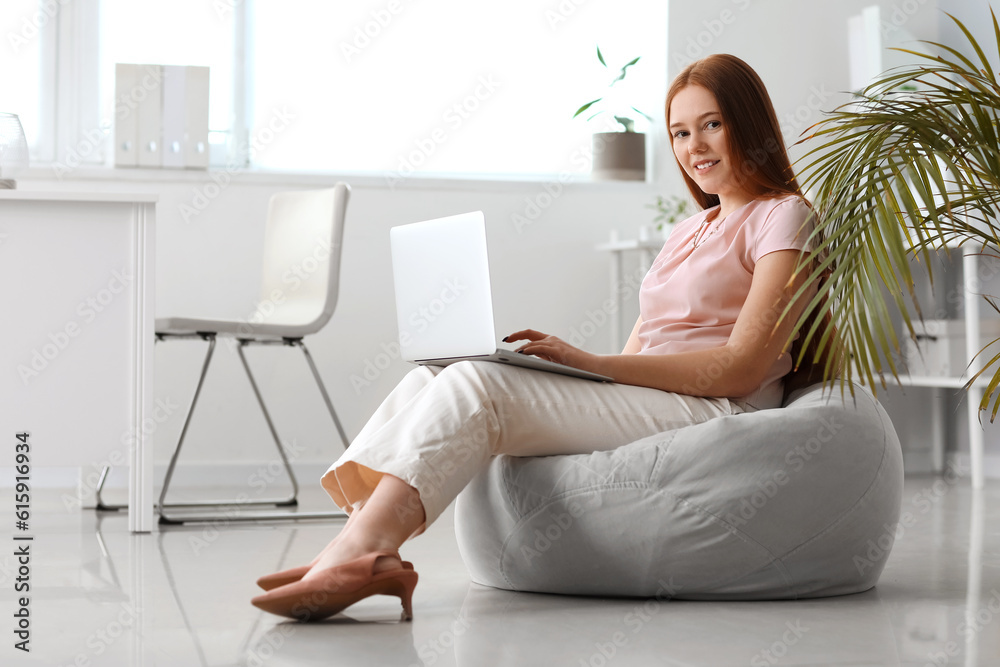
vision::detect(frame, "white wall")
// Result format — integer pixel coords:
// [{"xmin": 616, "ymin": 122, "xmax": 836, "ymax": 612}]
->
[
  {"xmin": 22, "ymin": 0, "xmax": 1000, "ymax": 491},
  {"xmin": 19, "ymin": 170, "xmax": 659, "ymax": 490}
]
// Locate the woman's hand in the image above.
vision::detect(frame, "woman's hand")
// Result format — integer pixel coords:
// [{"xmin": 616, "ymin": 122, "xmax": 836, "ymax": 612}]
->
[{"xmin": 503, "ymin": 329, "xmax": 600, "ymax": 371}]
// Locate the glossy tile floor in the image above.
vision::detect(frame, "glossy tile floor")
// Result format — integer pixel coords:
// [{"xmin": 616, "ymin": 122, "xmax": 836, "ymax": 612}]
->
[{"xmin": 3, "ymin": 476, "xmax": 1000, "ymax": 667}]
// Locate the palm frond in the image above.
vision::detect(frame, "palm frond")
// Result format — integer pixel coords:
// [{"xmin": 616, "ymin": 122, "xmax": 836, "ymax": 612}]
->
[{"xmin": 791, "ymin": 9, "xmax": 1000, "ymax": 418}]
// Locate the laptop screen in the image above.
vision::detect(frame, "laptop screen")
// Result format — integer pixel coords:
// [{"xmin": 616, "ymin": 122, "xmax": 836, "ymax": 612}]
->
[{"xmin": 389, "ymin": 211, "xmax": 498, "ymax": 361}]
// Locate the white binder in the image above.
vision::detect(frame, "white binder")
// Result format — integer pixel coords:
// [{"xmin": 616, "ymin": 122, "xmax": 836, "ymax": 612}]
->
[
  {"xmin": 135, "ymin": 64, "xmax": 162, "ymax": 168},
  {"xmin": 113, "ymin": 64, "xmax": 139, "ymax": 168},
  {"xmin": 114, "ymin": 63, "xmax": 210, "ymax": 169},
  {"xmin": 184, "ymin": 66, "xmax": 210, "ymax": 169},
  {"xmin": 161, "ymin": 65, "xmax": 186, "ymax": 169}
]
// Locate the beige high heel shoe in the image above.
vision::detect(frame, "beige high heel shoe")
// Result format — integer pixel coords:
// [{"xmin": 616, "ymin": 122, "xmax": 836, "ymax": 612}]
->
[
  {"xmin": 255, "ymin": 559, "xmax": 414, "ymax": 591},
  {"xmin": 251, "ymin": 549, "xmax": 418, "ymax": 622}
]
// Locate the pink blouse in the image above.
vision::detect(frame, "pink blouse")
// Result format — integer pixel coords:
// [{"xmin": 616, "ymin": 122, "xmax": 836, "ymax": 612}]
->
[{"xmin": 637, "ymin": 194, "xmax": 814, "ymax": 410}]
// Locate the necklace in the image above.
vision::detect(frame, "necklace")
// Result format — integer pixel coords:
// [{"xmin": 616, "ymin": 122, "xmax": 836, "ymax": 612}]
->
[{"xmin": 692, "ymin": 214, "xmax": 725, "ymax": 249}]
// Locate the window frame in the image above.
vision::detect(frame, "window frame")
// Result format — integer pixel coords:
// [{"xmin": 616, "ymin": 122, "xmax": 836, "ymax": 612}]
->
[{"xmin": 39, "ymin": 0, "xmax": 662, "ymax": 183}]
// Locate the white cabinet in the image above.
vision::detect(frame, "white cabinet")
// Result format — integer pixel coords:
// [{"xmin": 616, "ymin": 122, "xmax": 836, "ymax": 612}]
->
[
  {"xmin": 0, "ymin": 191, "xmax": 157, "ymax": 531},
  {"xmin": 893, "ymin": 250, "xmax": 992, "ymax": 488}
]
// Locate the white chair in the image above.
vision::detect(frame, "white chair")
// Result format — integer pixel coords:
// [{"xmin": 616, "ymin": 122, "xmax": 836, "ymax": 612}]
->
[{"xmin": 96, "ymin": 183, "xmax": 352, "ymax": 524}]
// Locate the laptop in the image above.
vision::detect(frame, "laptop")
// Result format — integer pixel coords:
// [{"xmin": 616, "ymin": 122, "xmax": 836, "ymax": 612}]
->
[{"xmin": 389, "ymin": 211, "xmax": 614, "ymax": 382}]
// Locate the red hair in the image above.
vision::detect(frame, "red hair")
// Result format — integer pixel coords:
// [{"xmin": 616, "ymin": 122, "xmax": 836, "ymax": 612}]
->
[{"xmin": 666, "ymin": 54, "xmax": 802, "ymax": 210}]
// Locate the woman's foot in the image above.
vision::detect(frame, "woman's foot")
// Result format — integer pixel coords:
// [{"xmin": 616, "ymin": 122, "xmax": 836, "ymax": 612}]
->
[
  {"xmin": 256, "ymin": 555, "xmax": 413, "ymax": 591},
  {"xmin": 256, "ymin": 530, "xmax": 413, "ymax": 591},
  {"xmin": 302, "ymin": 533, "xmax": 404, "ymax": 581},
  {"xmin": 253, "ymin": 475, "xmax": 424, "ymax": 620}
]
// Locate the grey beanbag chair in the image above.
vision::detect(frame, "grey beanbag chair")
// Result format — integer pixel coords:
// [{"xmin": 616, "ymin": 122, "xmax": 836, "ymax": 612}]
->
[{"xmin": 454, "ymin": 380, "xmax": 903, "ymax": 599}]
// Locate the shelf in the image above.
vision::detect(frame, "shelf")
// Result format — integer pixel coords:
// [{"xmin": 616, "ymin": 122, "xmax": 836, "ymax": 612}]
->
[
  {"xmin": 595, "ymin": 238, "xmax": 665, "ymax": 252},
  {"xmin": 892, "ymin": 374, "xmax": 993, "ymax": 389}
]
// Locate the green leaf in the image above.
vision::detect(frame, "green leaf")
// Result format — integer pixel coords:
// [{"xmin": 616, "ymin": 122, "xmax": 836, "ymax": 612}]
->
[
  {"xmin": 596, "ymin": 45, "xmax": 606, "ymax": 67},
  {"xmin": 611, "ymin": 56, "xmax": 641, "ymax": 85},
  {"xmin": 573, "ymin": 98, "xmax": 602, "ymax": 118},
  {"xmin": 632, "ymin": 106, "xmax": 654, "ymax": 122},
  {"xmin": 789, "ymin": 8, "xmax": 1000, "ymax": 414}
]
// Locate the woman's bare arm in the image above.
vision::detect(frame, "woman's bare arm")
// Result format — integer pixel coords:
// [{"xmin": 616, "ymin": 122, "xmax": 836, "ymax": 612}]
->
[
  {"xmin": 621, "ymin": 316, "xmax": 643, "ymax": 355},
  {"xmin": 506, "ymin": 249, "xmax": 815, "ymax": 398}
]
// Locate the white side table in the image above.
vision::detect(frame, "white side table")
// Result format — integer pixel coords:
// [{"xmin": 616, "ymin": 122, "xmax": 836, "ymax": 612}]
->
[
  {"xmin": 596, "ymin": 229, "xmax": 664, "ymax": 353},
  {"xmin": 0, "ymin": 191, "xmax": 157, "ymax": 532}
]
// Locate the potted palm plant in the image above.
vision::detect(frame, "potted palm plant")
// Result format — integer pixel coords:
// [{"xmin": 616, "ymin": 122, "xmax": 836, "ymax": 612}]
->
[
  {"xmin": 574, "ymin": 46, "xmax": 653, "ymax": 181},
  {"xmin": 789, "ymin": 10, "xmax": 1000, "ymax": 417}
]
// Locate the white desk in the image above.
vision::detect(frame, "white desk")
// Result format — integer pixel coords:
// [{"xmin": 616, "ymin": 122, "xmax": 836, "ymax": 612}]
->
[{"xmin": 0, "ymin": 191, "xmax": 157, "ymax": 532}]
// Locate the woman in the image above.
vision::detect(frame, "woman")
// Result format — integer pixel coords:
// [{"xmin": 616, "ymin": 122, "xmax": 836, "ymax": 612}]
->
[{"xmin": 251, "ymin": 53, "xmax": 830, "ymax": 622}]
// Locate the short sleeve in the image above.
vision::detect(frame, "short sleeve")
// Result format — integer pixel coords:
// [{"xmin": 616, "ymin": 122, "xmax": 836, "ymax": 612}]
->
[{"xmin": 751, "ymin": 196, "xmax": 814, "ymax": 265}]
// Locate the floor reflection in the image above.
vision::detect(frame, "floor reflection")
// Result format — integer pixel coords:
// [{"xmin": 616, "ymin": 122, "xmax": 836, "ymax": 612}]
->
[
  {"xmin": 14, "ymin": 479, "xmax": 1000, "ymax": 667},
  {"xmin": 451, "ymin": 585, "xmax": 901, "ymax": 666}
]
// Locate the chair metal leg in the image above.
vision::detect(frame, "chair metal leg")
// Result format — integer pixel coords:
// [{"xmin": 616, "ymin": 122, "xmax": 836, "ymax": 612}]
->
[
  {"xmin": 295, "ymin": 339, "xmax": 351, "ymax": 449},
  {"xmin": 91, "ymin": 332, "xmax": 349, "ymax": 524},
  {"xmin": 94, "ymin": 464, "xmax": 126, "ymax": 511},
  {"xmin": 158, "ymin": 336, "xmax": 348, "ymax": 525},
  {"xmin": 95, "ymin": 333, "xmax": 224, "ymax": 513},
  {"xmin": 233, "ymin": 339, "xmax": 300, "ymax": 504},
  {"xmin": 156, "ymin": 333, "xmax": 218, "ymax": 512}
]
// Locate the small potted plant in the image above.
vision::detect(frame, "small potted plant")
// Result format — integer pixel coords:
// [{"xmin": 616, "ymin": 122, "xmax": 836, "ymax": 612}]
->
[
  {"xmin": 646, "ymin": 194, "xmax": 689, "ymax": 238},
  {"xmin": 573, "ymin": 46, "xmax": 652, "ymax": 181}
]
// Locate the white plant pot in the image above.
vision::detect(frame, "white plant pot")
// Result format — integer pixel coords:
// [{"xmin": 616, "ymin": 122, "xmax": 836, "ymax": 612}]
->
[{"xmin": 591, "ymin": 131, "xmax": 646, "ymax": 181}]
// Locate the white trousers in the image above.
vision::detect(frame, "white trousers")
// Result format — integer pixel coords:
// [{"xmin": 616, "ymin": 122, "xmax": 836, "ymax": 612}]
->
[{"xmin": 320, "ymin": 361, "xmax": 746, "ymax": 539}]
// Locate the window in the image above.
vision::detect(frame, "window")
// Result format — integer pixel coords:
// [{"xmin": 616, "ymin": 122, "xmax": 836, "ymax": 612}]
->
[
  {"xmin": 99, "ymin": 0, "xmax": 237, "ymax": 164},
  {"xmin": 248, "ymin": 1, "xmax": 667, "ymax": 177},
  {"xmin": 0, "ymin": 0, "xmax": 52, "ymax": 161},
  {"xmin": 23, "ymin": 1, "xmax": 667, "ymax": 178}
]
